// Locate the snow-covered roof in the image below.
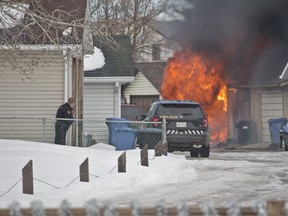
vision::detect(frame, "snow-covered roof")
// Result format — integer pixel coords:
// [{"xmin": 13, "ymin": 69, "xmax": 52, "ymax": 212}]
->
[{"xmin": 84, "ymin": 46, "xmax": 105, "ymax": 71}]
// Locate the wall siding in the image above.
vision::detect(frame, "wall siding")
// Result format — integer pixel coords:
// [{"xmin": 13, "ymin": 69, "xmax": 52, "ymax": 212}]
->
[
  {"xmin": 283, "ymin": 92, "xmax": 288, "ymax": 117},
  {"xmin": 0, "ymin": 51, "xmax": 64, "ymax": 117},
  {"xmin": 124, "ymin": 72, "xmax": 160, "ymax": 103},
  {"xmin": 83, "ymin": 83, "xmax": 117, "ymax": 144},
  {"xmin": 261, "ymin": 93, "xmax": 283, "ymax": 142},
  {"xmin": 83, "ymin": 83, "xmax": 116, "ymax": 119},
  {"xmin": 0, "ymin": 51, "xmax": 65, "ymax": 143}
]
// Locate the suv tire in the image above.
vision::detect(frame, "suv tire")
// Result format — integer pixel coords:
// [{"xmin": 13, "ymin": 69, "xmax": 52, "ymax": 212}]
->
[
  {"xmin": 200, "ymin": 145, "xmax": 210, "ymax": 157},
  {"xmin": 281, "ymin": 138, "xmax": 288, "ymax": 151}
]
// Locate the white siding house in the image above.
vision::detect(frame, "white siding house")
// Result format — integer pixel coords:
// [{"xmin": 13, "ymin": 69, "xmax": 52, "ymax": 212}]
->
[
  {"xmin": 83, "ymin": 36, "xmax": 135, "ymax": 144},
  {"xmin": 0, "ymin": 51, "xmax": 65, "ymax": 117},
  {"xmin": 123, "ymin": 62, "xmax": 166, "ymax": 112},
  {"xmin": 124, "ymin": 72, "xmax": 160, "ymax": 104},
  {"xmin": 0, "ymin": 0, "xmax": 93, "ymax": 145},
  {"xmin": 260, "ymin": 92, "xmax": 284, "ymax": 142}
]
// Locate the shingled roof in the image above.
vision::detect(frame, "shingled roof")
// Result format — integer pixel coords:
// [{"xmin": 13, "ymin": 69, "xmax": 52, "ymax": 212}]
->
[
  {"xmin": 135, "ymin": 61, "xmax": 167, "ymax": 92},
  {"xmin": 0, "ymin": 0, "xmax": 87, "ymax": 44},
  {"xmin": 84, "ymin": 35, "xmax": 134, "ymax": 77}
]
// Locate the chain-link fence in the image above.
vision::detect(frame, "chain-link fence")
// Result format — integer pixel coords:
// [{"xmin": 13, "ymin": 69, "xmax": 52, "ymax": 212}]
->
[{"xmin": 0, "ymin": 116, "xmax": 165, "ymax": 150}]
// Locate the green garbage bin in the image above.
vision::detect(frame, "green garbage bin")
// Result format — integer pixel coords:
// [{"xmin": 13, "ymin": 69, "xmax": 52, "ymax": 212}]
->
[{"xmin": 235, "ymin": 120, "xmax": 257, "ymax": 144}]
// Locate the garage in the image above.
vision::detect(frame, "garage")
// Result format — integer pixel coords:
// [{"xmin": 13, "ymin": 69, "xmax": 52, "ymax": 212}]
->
[{"xmin": 260, "ymin": 92, "xmax": 283, "ymax": 142}]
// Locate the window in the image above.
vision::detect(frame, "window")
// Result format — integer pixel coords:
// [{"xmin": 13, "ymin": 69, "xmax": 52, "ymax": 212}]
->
[{"xmin": 152, "ymin": 44, "xmax": 161, "ymax": 61}]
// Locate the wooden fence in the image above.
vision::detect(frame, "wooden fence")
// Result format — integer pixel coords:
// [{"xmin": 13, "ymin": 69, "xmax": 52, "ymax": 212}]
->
[{"xmin": 0, "ymin": 200, "xmax": 286, "ymax": 216}]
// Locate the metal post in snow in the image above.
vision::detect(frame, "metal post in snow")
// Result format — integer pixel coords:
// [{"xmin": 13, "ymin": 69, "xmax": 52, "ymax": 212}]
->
[
  {"xmin": 42, "ymin": 118, "xmax": 47, "ymax": 143},
  {"xmin": 162, "ymin": 117, "xmax": 167, "ymax": 144},
  {"xmin": 75, "ymin": 60, "xmax": 79, "ymax": 147}
]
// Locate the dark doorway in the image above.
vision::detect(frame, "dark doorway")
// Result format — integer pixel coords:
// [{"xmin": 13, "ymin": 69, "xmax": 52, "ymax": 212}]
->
[{"xmin": 130, "ymin": 95, "xmax": 159, "ymax": 113}]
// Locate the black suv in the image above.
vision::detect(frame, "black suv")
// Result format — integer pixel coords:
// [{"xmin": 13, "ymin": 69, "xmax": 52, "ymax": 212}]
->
[{"xmin": 143, "ymin": 100, "xmax": 210, "ymax": 157}]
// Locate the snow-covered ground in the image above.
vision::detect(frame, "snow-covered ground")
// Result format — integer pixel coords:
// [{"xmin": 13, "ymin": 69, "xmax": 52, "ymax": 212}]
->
[{"xmin": 0, "ymin": 139, "xmax": 287, "ymax": 209}]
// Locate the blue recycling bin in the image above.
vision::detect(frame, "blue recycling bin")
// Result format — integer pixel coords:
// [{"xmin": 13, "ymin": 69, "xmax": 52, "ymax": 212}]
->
[
  {"xmin": 106, "ymin": 118, "xmax": 131, "ymax": 146},
  {"xmin": 114, "ymin": 127, "xmax": 137, "ymax": 150},
  {"xmin": 268, "ymin": 118, "xmax": 287, "ymax": 145}
]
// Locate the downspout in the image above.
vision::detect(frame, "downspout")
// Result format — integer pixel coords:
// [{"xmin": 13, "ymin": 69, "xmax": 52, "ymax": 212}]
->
[
  {"xmin": 63, "ymin": 50, "xmax": 69, "ymax": 102},
  {"xmin": 115, "ymin": 82, "xmax": 121, "ymax": 117},
  {"xmin": 118, "ymin": 82, "xmax": 121, "ymax": 117},
  {"xmin": 75, "ymin": 60, "xmax": 79, "ymax": 146}
]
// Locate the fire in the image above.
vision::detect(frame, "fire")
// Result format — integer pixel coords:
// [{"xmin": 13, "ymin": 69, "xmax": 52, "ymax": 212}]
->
[{"xmin": 161, "ymin": 49, "xmax": 227, "ymax": 143}]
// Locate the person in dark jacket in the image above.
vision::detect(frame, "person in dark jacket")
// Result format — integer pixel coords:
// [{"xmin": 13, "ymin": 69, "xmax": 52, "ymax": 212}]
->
[{"xmin": 54, "ymin": 97, "xmax": 75, "ymax": 145}]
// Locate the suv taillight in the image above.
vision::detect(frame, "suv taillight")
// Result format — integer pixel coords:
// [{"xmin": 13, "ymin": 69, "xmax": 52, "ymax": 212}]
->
[
  {"xmin": 203, "ymin": 119, "xmax": 208, "ymax": 128},
  {"xmin": 152, "ymin": 117, "xmax": 160, "ymax": 127}
]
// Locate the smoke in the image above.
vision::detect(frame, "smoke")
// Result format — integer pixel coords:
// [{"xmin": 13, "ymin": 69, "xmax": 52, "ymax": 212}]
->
[{"xmin": 169, "ymin": 0, "xmax": 288, "ymax": 85}]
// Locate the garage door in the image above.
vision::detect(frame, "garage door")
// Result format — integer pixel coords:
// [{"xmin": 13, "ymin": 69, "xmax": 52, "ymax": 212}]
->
[{"xmin": 261, "ymin": 93, "xmax": 283, "ymax": 142}]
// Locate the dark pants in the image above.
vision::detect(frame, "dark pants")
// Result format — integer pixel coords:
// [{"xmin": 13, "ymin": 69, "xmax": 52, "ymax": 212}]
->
[{"xmin": 55, "ymin": 121, "xmax": 70, "ymax": 145}]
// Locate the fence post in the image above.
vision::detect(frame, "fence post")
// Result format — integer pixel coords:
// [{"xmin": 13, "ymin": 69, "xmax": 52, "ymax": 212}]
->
[
  {"xmin": 118, "ymin": 152, "xmax": 126, "ymax": 173},
  {"xmin": 80, "ymin": 157, "xmax": 89, "ymax": 182},
  {"xmin": 22, "ymin": 160, "xmax": 33, "ymax": 194},
  {"xmin": 267, "ymin": 200, "xmax": 285, "ymax": 216},
  {"xmin": 162, "ymin": 142, "xmax": 168, "ymax": 156},
  {"xmin": 42, "ymin": 118, "xmax": 47, "ymax": 143},
  {"xmin": 162, "ymin": 117, "xmax": 167, "ymax": 143},
  {"xmin": 140, "ymin": 144, "xmax": 149, "ymax": 167},
  {"xmin": 155, "ymin": 141, "xmax": 162, "ymax": 157},
  {"xmin": 118, "ymin": 152, "xmax": 126, "ymax": 172}
]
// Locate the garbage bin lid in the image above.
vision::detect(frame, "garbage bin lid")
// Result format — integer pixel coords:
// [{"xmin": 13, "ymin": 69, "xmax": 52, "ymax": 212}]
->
[{"xmin": 267, "ymin": 118, "xmax": 287, "ymax": 124}]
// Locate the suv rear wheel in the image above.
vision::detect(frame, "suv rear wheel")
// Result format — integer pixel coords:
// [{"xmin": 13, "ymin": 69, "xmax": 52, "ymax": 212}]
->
[{"xmin": 281, "ymin": 138, "xmax": 288, "ymax": 151}]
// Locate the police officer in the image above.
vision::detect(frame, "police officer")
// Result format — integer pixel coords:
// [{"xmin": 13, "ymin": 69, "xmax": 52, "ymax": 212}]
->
[{"xmin": 54, "ymin": 97, "xmax": 75, "ymax": 145}]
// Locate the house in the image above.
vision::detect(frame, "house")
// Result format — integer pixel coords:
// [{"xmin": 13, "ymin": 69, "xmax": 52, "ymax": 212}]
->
[
  {"xmin": 123, "ymin": 62, "xmax": 166, "ymax": 112},
  {"xmin": 83, "ymin": 35, "xmax": 135, "ymax": 143},
  {"xmin": 121, "ymin": 21, "xmax": 180, "ymax": 112},
  {"xmin": 0, "ymin": 0, "xmax": 93, "ymax": 145},
  {"xmin": 136, "ymin": 20, "xmax": 180, "ymax": 62},
  {"xmin": 227, "ymin": 46, "xmax": 288, "ymax": 144}
]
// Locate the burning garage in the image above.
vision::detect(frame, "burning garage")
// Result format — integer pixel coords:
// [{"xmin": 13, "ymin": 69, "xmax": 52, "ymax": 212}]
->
[{"xmin": 161, "ymin": 0, "xmax": 288, "ymax": 144}]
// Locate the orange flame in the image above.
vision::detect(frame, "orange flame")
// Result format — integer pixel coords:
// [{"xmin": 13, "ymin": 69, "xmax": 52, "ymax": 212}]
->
[{"xmin": 161, "ymin": 50, "xmax": 227, "ymax": 143}]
